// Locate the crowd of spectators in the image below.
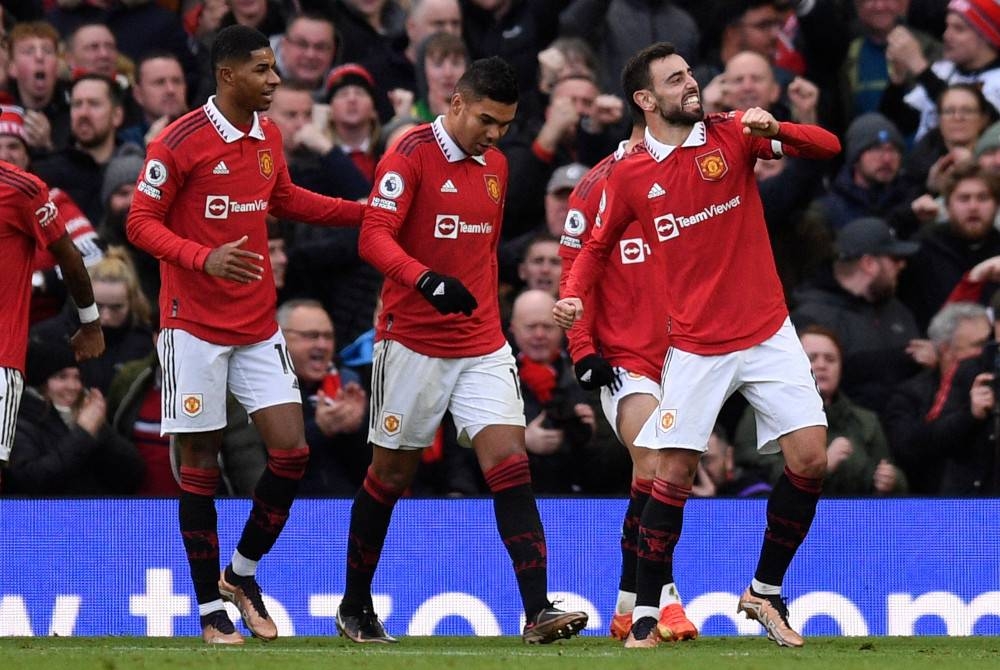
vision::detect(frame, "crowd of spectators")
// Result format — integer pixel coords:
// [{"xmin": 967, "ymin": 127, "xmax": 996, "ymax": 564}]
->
[{"xmin": 3, "ymin": 0, "xmax": 1000, "ymax": 497}]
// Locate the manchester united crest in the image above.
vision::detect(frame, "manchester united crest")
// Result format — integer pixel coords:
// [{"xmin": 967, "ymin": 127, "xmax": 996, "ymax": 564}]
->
[
  {"xmin": 258, "ymin": 149, "xmax": 274, "ymax": 179},
  {"xmin": 484, "ymin": 174, "xmax": 501, "ymax": 203},
  {"xmin": 182, "ymin": 393, "xmax": 203, "ymax": 418},
  {"xmin": 382, "ymin": 411, "xmax": 402, "ymax": 436},
  {"xmin": 695, "ymin": 148, "xmax": 728, "ymax": 181},
  {"xmin": 659, "ymin": 409, "xmax": 677, "ymax": 432}
]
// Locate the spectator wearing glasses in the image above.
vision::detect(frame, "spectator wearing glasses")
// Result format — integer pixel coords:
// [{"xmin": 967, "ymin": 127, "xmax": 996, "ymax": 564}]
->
[{"xmin": 273, "ymin": 12, "xmax": 339, "ymax": 100}]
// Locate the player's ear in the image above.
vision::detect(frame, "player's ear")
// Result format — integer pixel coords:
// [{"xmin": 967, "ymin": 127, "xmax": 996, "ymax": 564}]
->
[
  {"xmin": 449, "ymin": 91, "xmax": 463, "ymax": 116},
  {"xmin": 634, "ymin": 89, "xmax": 655, "ymax": 113}
]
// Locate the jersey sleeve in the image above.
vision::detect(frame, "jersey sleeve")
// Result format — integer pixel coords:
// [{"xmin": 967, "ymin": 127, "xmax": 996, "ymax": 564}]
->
[
  {"xmin": 26, "ymin": 183, "xmax": 66, "ymax": 249},
  {"xmin": 560, "ymin": 185, "xmax": 600, "ymax": 361},
  {"xmin": 126, "ymin": 141, "xmax": 212, "ymax": 271},
  {"xmin": 268, "ymin": 150, "xmax": 365, "ymax": 227},
  {"xmin": 769, "ymin": 120, "xmax": 842, "ymax": 160},
  {"xmin": 563, "ymin": 177, "xmax": 633, "ymax": 301},
  {"xmin": 357, "ymin": 149, "xmax": 428, "ymax": 287}
]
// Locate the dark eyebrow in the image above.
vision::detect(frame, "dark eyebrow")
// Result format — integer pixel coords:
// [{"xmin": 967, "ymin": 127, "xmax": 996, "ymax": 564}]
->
[{"xmin": 480, "ymin": 113, "xmax": 514, "ymax": 127}]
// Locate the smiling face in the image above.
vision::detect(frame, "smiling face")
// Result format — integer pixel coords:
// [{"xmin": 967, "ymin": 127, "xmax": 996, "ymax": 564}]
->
[
  {"xmin": 44, "ymin": 367, "xmax": 83, "ymax": 409},
  {"xmin": 640, "ymin": 54, "xmax": 703, "ymax": 126},
  {"xmin": 225, "ymin": 47, "xmax": 281, "ymax": 113},
  {"xmin": 282, "ymin": 305, "xmax": 335, "ymax": 385}
]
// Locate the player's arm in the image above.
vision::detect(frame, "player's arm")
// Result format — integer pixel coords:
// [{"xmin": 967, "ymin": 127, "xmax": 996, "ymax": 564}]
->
[
  {"xmin": 48, "ymin": 234, "xmax": 104, "ymax": 361},
  {"xmin": 126, "ymin": 146, "xmax": 262, "ymax": 283},
  {"xmin": 126, "ymin": 147, "xmax": 213, "ymax": 271},
  {"xmin": 359, "ymin": 154, "xmax": 476, "ymax": 316},
  {"xmin": 559, "ymin": 189, "xmax": 614, "ymax": 388},
  {"xmin": 554, "ymin": 183, "xmax": 630, "ymax": 329},
  {"xmin": 269, "ymin": 158, "xmax": 366, "ymax": 227},
  {"xmin": 739, "ymin": 107, "xmax": 841, "ymax": 160},
  {"xmin": 51, "ymin": 188, "xmax": 103, "ymax": 267}
]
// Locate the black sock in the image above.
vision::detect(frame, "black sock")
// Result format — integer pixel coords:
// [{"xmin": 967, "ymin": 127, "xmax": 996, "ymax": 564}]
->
[
  {"xmin": 342, "ymin": 466, "xmax": 400, "ymax": 614},
  {"xmin": 619, "ymin": 478, "xmax": 651, "ymax": 594},
  {"xmin": 178, "ymin": 484, "xmax": 220, "ymax": 604},
  {"xmin": 485, "ymin": 454, "xmax": 548, "ymax": 620},
  {"xmin": 754, "ymin": 466, "xmax": 822, "ymax": 586},
  {"xmin": 235, "ymin": 448, "xmax": 308, "ymax": 562},
  {"xmin": 635, "ymin": 478, "xmax": 689, "ymax": 608}
]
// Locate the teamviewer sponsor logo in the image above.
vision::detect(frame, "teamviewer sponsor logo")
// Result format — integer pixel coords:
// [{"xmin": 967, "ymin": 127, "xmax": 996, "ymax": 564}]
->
[
  {"xmin": 619, "ymin": 237, "xmax": 647, "ymax": 264},
  {"xmin": 654, "ymin": 214, "xmax": 679, "ymax": 241},
  {"xmin": 435, "ymin": 214, "xmax": 459, "ymax": 238},
  {"xmin": 205, "ymin": 195, "xmax": 268, "ymax": 219},
  {"xmin": 205, "ymin": 195, "xmax": 230, "ymax": 219}
]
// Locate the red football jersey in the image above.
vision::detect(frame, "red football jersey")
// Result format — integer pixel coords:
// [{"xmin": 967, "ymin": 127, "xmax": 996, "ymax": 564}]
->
[
  {"xmin": 359, "ymin": 118, "xmax": 507, "ymax": 358},
  {"xmin": 564, "ymin": 113, "xmax": 840, "ymax": 355},
  {"xmin": 559, "ymin": 142, "xmax": 669, "ymax": 381},
  {"xmin": 0, "ymin": 160, "xmax": 65, "ymax": 371},
  {"xmin": 127, "ymin": 98, "xmax": 364, "ymax": 345}
]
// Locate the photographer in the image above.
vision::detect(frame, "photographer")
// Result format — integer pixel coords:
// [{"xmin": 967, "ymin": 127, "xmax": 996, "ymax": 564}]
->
[
  {"xmin": 935, "ymin": 291, "xmax": 1000, "ymax": 495},
  {"xmin": 509, "ymin": 290, "xmax": 596, "ymax": 493}
]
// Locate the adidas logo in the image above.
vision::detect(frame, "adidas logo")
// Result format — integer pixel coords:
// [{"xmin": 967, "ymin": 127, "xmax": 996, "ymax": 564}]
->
[
  {"xmin": 647, "ymin": 183, "xmax": 666, "ymax": 199},
  {"xmin": 213, "ymin": 161, "xmax": 230, "ymax": 175},
  {"xmin": 440, "ymin": 179, "xmax": 457, "ymax": 193},
  {"xmin": 580, "ymin": 370, "xmax": 592, "ymax": 383},
  {"xmin": 432, "ymin": 282, "xmax": 446, "ymax": 296}
]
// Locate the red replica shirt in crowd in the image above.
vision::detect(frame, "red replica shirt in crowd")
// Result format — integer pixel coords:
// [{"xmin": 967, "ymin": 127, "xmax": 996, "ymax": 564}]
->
[
  {"xmin": 0, "ymin": 160, "xmax": 65, "ymax": 371},
  {"xmin": 127, "ymin": 97, "xmax": 365, "ymax": 345},
  {"xmin": 359, "ymin": 118, "xmax": 507, "ymax": 358},
  {"xmin": 32, "ymin": 188, "xmax": 102, "ymax": 272},
  {"xmin": 565, "ymin": 112, "xmax": 840, "ymax": 355},
  {"xmin": 559, "ymin": 142, "xmax": 669, "ymax": 381}
]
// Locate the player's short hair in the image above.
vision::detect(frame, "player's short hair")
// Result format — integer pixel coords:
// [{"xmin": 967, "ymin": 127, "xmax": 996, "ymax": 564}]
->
[
  {"xmin": 71, "ymin": 72, "xmax": 124, "ymax": 108},
  {"xmin": 211, "ymin": 25, "xmax": 271, "ymax": 72},
  {"xmin": 455, "ymin": 56, "xmax": 518, "ymax": 105},
  {"xmin": 621, "ymin": 42, "xmax": 678, "ymax": 123}
]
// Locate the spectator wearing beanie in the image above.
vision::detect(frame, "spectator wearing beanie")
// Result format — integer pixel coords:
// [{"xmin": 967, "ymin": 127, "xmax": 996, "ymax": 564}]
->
[
  {"xmin": 802, "ymin": 112, "xmax": 916, "ymax": 239},
  {"xmin": 3, "ymin": 334, "xmax": 144, "ymax": 495},
  {"xmin": 324, "ymin": 63, "xmax": 380, "ymax": 183},
  {"xmin": 887, "ymin": 0, "xmax": 1000, "ymax": 140}
]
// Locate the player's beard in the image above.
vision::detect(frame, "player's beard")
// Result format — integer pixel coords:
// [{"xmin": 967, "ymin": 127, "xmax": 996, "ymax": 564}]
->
[{"xmin": 660, "ymin": 105, "xmax": 704, "ymax": 125}]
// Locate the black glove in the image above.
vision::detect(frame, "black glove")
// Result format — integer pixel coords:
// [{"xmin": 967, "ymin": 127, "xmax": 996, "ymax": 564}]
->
[
  {"xmin": 574, "ymin": 354, "xmax": 619, "ymax": 391},
  {"xmin": 417, "ymin": 270, "xmax": 478, "ymax": 316}
]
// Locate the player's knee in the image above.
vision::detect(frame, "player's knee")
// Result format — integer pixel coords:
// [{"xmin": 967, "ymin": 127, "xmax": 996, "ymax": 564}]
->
[
  {"xmin": 267, "ymin": 445, "xmax": 309, "ymax": 480},
  {"xmin": 788, "ymin": 451, "xmax": 826, "ymax": 481}
]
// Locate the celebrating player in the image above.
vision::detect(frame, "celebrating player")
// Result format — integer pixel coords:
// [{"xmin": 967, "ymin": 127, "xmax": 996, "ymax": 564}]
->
[
  {"xmin": 559, "ymin": 113, "xmax": 697, "ymax": 643},
  {"xmin": 337, "ymin": 56, "xmax": 588, "ymax": 645},
  {"xmin": 126, "ymin": 25, "xmax": 365, "ymax": 644},
  {"xmin": 556, "ymin": 42, "xmax": 840, "ymax": 648}
]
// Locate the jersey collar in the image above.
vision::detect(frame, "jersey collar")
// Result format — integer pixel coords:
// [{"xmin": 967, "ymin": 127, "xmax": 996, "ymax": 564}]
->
[
  {"xmin": 204, "ymin": 96, "xmax": 266, "ymax": 143},
  {"xmin": 643, "ymin": 122, "xmax": 707, "ymax": 162},
  {"xmin": 432, "ymin": 116, "xmax": 487, "ymax": 166}
]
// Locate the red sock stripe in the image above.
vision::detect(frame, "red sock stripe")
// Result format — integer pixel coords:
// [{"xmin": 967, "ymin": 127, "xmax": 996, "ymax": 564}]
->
[
  {"xmin": 631, "ymin": 478, "xmax": 653, "ymax": 496},
  {"xmin": 362, "ymin": 466, "xmax": 402, "ymax": 507},
  {"xmin": 651, "ymin": 478, "xmax": 691, "ymax": 507},
  {"xmin": 179, "ymin": 466, "xmax": 219, "ymax": 496},
  {"xmin": 784, "ymin": 466, "xmax": 823, "ymax": 495},
  {"xmin": 267, "ymin": 446, "xmax": 310, "ymax": 479},
  {"xmin": 484, "ymin": 453, "xmax": 531, "ymax": 493}
]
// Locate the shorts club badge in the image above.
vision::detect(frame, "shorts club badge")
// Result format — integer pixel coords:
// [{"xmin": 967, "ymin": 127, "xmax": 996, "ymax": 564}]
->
[{"xmin": 182, "ymin": 393, "xmax": 204, "ymax": 417}]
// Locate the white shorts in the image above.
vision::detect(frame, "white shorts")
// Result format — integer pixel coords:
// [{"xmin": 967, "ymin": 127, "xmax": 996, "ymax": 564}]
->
[
  {"xmin": 157, "ymin": 328, "xmax": 300, "ymax": 434},
  {"xmin": 635, "ymin": 318, "xmax": 826, "ymax": 452},
  {"xmin": 599, "ymin": 368, "xmax": 660, "ymax": 444},
  {"xmin": 369, "ymin": 340, "xmax": 525, "ymax": 449},
  {"xmin": 1, "ymin": 368, "xmax": 24, "ymax": 462}
]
